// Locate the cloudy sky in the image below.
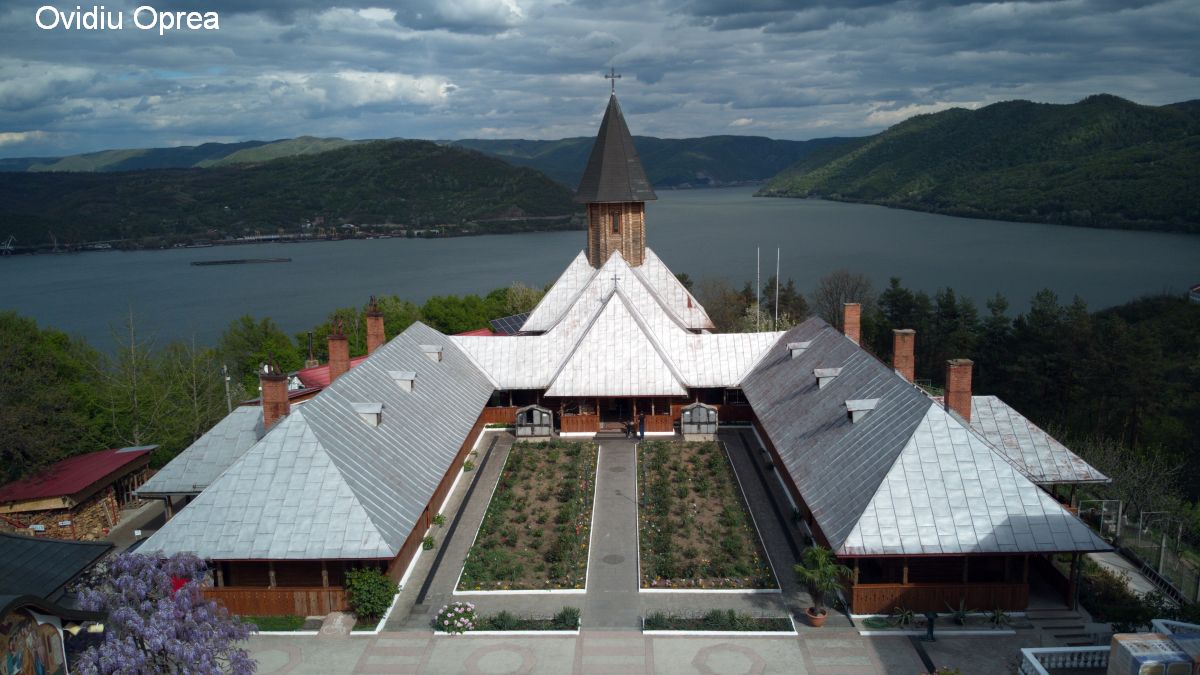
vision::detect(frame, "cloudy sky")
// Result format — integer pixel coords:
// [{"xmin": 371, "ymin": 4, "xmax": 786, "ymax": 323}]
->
[{"xmin": 1, "ymin": 0, "xmax": 1197, "ymax": 157}]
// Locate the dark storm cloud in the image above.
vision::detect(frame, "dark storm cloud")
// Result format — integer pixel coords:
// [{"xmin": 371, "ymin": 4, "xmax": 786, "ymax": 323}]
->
[{"xmin": 0, "ymin": 0, "xmax": 1196, "ymax": 156}]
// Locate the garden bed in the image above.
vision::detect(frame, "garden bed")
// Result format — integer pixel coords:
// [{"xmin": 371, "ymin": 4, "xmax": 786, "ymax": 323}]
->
[
  {"xmin": 433, "ymin": 603, "xmax": 581, "ymax": 633},
  {"xmin": 243, "ymin": 615, "xmax": 310, "ymax": 632},
  {"xmin": 643, "ymin": 609, "xmax": 793, "ymax": 632},
  {"xmin": 638, "ymin": 440, "xmax": 776, "ymax": 589},
  {"xmin": 457, "ymin": 440, "xmax": 599, "ymax": 591}
]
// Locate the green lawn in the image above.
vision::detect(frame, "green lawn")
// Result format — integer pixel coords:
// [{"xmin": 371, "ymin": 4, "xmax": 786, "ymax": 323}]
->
[{"xmin": 243, "ymin": 615, "xmax": 306, "ymax": 631}]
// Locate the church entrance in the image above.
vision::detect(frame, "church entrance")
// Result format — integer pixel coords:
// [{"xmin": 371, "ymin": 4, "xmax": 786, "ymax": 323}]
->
[{"xmin": 600, "ymin": 397, "xmax": 631, "ymax": 426}]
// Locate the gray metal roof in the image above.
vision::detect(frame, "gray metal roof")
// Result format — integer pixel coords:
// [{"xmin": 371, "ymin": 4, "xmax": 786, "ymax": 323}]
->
[
  {"xmin": 142, "ymin": 322, "xmax": 495, "ymax": 561},
  {"xmin": 741, "ymin": 318, "xmax": 1110, "ymax": 557},
  {"xmin": 137, "ymin": 406, "xmax": 263, "ymax": 497},
  {"xmin": 741, "ymin": 318, "xmax": 933, "ymax": 554},
  {"xmin": 0, "ymin": 533, "xmax": 111, "ymax": 601},
  {"xmin": 574, "ymin": 94, "xmax": 657, "ymax": 203},
  {"xmin": 968, "ymin": 395, "xmax": 1110, "ymax": 485}
]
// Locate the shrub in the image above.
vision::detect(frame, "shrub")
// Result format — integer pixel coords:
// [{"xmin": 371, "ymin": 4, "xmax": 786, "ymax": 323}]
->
[
  {"xmin": 489, "ymin": 610, "xmax": 521, "ymax": 631},
  {"xmin": 345, "ymin": 567, "xmax": 397, "ymax": 621},
  {"xmin": 432, "ymin": 513, "xmax": 446, "ymax": 527},
  {"xmin": 553, "ymin": 606, "xmax": 581, "ymax": 630},
  {"xmin": 463, "ymin": 460, "xmax": 476, "ymax": 472},
  {"xmin": 435, "ymin": 602, "xmax": 477, "ymax": 634},
  {"xmin": 423, "ymin": 535, "xmax": 436, "ymax": 550}
]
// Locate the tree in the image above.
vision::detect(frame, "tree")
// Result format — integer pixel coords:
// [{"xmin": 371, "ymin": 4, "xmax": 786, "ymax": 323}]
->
[
  {"xmin": 695, "ymin": 278, "xmax": 752, "ymax": 332},
  {"xmin": 0, "ymin": 312, "xmax": 106, "ymax": 482},
  {"xmin": 421, "ymin": 294, "xmax": 493, "ymax": 334},
  {"xmin": 761, "ymin": 275, "xmax": 809, "ymax": 330},
  {"xmin": 794, "ymin": 546, "xmax": 851, "ymax": 617},
  {"xmin": 100, "ymin": 310, "xmax": 170, "ymax": 449},
  {"xmin": 73, "ymin": 553, "xmax": 255, "ymax": 674},
  {"xmin": 504, "ymin": 282, "xmax": 545, "ymax": 316},
  {"xmin": 812, "ymin": 269, "xmax": 874, "ymax": 331},
  {"xmin": 218, "ymin": 316, "xmax": 301, "ymax": 392},
  {"xmin": 152, "ymin": 339, "xmax": 239, "ymax": 466}
]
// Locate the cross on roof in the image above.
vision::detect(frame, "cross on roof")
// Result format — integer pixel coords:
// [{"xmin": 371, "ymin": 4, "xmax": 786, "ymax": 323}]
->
[
  {"xmin": 605, "ymin": 66, "xmax": 621, "ymax": 94},
  {"xmin": 610, "ymin": 272, "xmax": 622, "ymax": 287}
]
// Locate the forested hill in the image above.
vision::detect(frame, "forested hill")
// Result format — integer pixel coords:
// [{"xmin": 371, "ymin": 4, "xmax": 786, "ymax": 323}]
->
[
  {"xmin": 0, "ymin": 137, "xmax": 360, "ymax": 173},
  {"xmin": 758, "ymin": 94, "xmax": 1200, "ymax": 233},
  {"xmin": 0, "ymin": 140, "xmax": 577, "ymax": 245},
  {"xmin": 452, "ymin": 135, "xmax": 853, "ymax": 188}
]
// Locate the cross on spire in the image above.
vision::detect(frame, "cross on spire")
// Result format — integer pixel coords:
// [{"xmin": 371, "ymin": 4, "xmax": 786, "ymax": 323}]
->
[{"xmin": 605, "ymin": 66, "xmax": 621, "ymax": 94}]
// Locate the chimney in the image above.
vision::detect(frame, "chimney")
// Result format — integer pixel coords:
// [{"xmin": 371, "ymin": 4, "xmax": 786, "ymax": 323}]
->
[
  {"xmin": 260, "ymin": 362, "xmax": 289, "ymax": 429},
  {"xmin": 328, "ymin": 319, "xmax": 350, "ymax": 383},
  {"xmin": 366, "ymin": 296, "xmax": 385, "ymax": 355},
  {"xmin": 842, "ymin": 303, "xmax": 861, "ymax": 345},
  {"xmin": 945, "ymin": 359, "xmax": 974, "ymax": 423},
  {"xmin": 893, "ymin": 329, "xmax": 916, "ymax": 382}
]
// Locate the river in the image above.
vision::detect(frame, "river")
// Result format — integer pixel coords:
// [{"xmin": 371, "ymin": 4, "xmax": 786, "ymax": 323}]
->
[{"xmin": 2, "ymin": 186, "xmax": 1197, "ymax": 349}]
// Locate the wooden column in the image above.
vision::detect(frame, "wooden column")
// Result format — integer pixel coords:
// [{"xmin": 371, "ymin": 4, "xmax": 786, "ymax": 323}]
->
[
  {"xmin": 321, "ymin": 561, "xmax": 329, "ymax": 588},
  {"xmin": 268, "ymin": 562, "xmax": 277, "ymax": 588},
  {"xmin": 902, "ymin": 558, "xmax": 909, "ymax": 585},
  {"xmin": 853, "ymin": 559, "xmax": 860, "ymax": 584},
  {"xmin": 962, "ymin": 557, "xmax": 969, "ymax": 583},
  {"xmin": 216, "ymin": 566, "xmax": 225, "ymax": 587}
]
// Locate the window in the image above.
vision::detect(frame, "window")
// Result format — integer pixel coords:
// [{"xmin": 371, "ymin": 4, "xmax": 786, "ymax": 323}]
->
[{"xmin": 611, "ymin": 213, "xmax": 620, "ymax": 234}]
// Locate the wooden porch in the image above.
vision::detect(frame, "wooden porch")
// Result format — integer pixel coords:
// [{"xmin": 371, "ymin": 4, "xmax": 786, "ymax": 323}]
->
[{"xmin": 850, "ymin": 581, "xmax": 1030, "ymax": 614}]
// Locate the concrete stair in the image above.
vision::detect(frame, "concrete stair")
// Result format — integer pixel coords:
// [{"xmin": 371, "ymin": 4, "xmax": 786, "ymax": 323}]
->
[{"xmin": 1025, "ymin": 609, "xmax": 1102, "ymax": 646}]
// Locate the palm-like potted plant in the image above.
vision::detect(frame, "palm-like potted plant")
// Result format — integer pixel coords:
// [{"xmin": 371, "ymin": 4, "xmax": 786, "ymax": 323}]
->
[{"xmin": 794, "ymin": 545, "xmax": 852, "ymax": 627}]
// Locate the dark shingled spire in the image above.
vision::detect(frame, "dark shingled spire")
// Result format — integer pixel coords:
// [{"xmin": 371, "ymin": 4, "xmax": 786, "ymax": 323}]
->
[{"xmin": 574, "ymin": 95, "xmax": 657, "ymax": 203}]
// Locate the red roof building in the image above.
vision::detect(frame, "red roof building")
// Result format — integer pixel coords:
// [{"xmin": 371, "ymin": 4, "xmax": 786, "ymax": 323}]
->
[
  {"xmin": 0, "ymin": 447, "xmax": 153, "ymax": 540},
  {"xmin": 295, "ymin": 355, "xmax": 369, "ymax": 388}
]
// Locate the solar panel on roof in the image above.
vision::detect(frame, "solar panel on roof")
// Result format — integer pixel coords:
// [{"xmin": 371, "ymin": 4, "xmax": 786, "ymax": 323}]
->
[{"xmin": 489, "ymin": 312, "xmax": 530, "ymax": 335}]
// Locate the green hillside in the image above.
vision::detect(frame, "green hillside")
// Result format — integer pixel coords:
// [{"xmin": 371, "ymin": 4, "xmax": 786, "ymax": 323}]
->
[
  {"xmin": 21, "ymin": 141, "xmax": 271, "ymax": 172},
  {"xmin": 198, "ymin": 137, "xmax": 363, "ymax": 167},
  {"xmin": 0, "ymin": 140, "xmax": 578, "ymax": 245},
  {"xmin": 452, "ymin": 135, "xmax": 851, "ymax": 187},
  {"xmin": 758, "ymin": 94, "xmax": 1200, "ymax": 232}
]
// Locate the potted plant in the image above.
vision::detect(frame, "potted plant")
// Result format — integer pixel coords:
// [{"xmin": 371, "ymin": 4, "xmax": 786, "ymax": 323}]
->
[{"xmin": 794, "ymin": 545, "xmax": 851, "ymax": 627}]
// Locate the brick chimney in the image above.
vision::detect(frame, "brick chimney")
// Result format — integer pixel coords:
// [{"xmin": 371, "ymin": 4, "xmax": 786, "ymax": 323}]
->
[
  {"xmin": 842, "ymin": 303, "xmax": 861, "ymax": 345},
  {"xmin": 893, "ymin": 329, "xmax": 916, "ymax": 382},
  {"xmin": 945, "ymin": 359, "xmax": 974, "ymax": 422},
  {"xmin": 260, "ymin": 362, "xmax": 289, "ymax": 429},
  {"xmin": 366, "ymin": 296, "xmax": 385, "ymax": 355},
  {"xmin": 328, "ymin": 319, "xmax": 350, "ymax": 383}
]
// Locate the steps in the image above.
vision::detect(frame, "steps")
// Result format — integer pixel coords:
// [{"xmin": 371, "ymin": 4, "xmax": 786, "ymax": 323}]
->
[{"xmin": 1026, "ymin": 609, "xmax": 1102, "ymax": 646}]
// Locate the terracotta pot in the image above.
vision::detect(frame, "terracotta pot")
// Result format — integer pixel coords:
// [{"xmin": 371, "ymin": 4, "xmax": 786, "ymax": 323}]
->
[{"xmin": 805, "ymin": 607, "xmax": 827, "ymax": 628}]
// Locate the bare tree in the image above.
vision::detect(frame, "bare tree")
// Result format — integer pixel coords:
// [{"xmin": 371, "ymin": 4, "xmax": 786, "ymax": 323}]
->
[{"xmin": 812, "ymin": 269, "xmax": 874, "ymax": 330}]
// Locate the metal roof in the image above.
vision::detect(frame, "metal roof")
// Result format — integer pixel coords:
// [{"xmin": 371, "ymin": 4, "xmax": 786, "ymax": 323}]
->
[
  {"xmin": 967, "ymin": 395, "xmax": 1109, "ymax": 485},
  {"xmin": 0, "ymin": 447, "xmax": 153, "ymax": 503},
  {"xmin": 137, "ymin": 406, "xmax": 263, "ymax": 497},
  {"xmin": 521, "ymin": 249, "xmax": 711, "ymax": 331},
  {"xmin": 141, "ymin": 322, "xmax": 494, "ymax": 561},
  {"xmin": 0, "ymin": 533, "xmax": 111, "ymax": 600},
  {"xmin": 741, "ymin": 318, "xmax": 1111, "ymax": 557},
  {"xmin": 841, "ymin": 404, "xmax": 1110, "ymax": 556},
  {"xmin": 455, "ymin": 250, "xmax": 777, "ymax": 394},
  {"xmin": 574, "ymin": 94, "xmax": 657, "ymax": 204}
]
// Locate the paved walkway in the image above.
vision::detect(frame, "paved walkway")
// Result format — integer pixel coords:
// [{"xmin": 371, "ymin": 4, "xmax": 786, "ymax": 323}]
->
[
  {"xmin": 1087, "ymin": 550, "xmax": 1159, "ymax": 596},
  {"xmin": 583, "ymin": 440, "xmax": 642, "ymax": 629}
]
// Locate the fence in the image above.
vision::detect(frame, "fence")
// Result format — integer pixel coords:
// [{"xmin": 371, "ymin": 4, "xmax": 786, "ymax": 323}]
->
[{"xmin": 1117, "ymin": 513, "xmax": 1200, "ymax": 603}]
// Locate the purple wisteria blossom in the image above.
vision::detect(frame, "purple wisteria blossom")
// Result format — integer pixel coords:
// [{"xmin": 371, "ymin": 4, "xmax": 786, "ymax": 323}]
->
[{"xmin": 73, "ymin": 553, "xmax": 256, "ymax": 674}]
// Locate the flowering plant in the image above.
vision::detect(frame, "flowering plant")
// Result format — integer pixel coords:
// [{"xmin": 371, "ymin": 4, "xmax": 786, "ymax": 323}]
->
[
  {"xmin": 72, "ymin": 552, "xmax": 255, "ymax": 674},
  {"xmin": 434, "ymin": 602, "xmax": 477, "ymax": 635}
]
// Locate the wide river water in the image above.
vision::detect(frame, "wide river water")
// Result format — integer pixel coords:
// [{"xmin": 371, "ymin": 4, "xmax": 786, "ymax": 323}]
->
[{"xmin": 2, "ymin": 186, "xmax": 1197, "ymax": 349}]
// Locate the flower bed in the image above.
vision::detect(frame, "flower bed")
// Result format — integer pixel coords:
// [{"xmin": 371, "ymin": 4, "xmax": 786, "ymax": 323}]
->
[
  {"xmin": 643, "ymin": 609, "xmax": 792, "ymax": 632},
  {"xmin": 457, "ymin": 440, "xmax": 598, "ymax": 591},
  {"xmin": 433, "ymin": 603, "xmax": 581, "ymax": 633},
  {"xmin": 638, "ymin": 440, "xmax": 776, "ymax": 589}
]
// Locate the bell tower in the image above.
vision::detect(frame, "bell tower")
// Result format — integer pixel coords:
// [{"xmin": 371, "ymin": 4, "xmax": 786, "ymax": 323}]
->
[{"xmin": 575, "ymin": 84, "xmax": 657, "ymax": 268}]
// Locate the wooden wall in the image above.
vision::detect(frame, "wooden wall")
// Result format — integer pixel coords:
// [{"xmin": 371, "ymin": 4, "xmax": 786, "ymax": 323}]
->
[
  {"xmin": 480, "ymin": 406, "xmax": 518, "ymax": 425},
  {"xmin": 561, "ymin": 414, "xmax": 600, "ymax": 433},
  {"xmin": 203, "ymin": 587, "xmax": 347, "ymax": 616},
  {"xmin": 850, "ymin": 582, "xmax": 1029, "ymax": 614}
]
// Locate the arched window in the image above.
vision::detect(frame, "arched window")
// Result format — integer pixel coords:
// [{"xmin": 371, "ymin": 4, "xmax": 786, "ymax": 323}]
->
[{"xmin": 611, "ymin": 212, "xmax": 621, "ymax": 234}]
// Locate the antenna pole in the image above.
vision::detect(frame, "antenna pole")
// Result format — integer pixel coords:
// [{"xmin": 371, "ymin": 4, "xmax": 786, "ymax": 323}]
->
[
  {"xmin": 756, "ymin": 247, "xmax": 761, "ymax": 332},
  {"xmin": 222, "ymin": 363, "xmax": 232, "ymax": 413},
  {"xmin": 775, "ymin": 247, "xmax": 780, "ymax": 330}
]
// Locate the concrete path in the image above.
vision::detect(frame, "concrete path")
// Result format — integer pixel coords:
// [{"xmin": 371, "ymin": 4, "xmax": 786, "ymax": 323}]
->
[
  {"xmin": 1087, "ymin": 550, "xmax": 1159, "ymax": 597},
  {"xmin": 584, "ymin": 441, "xmax": 642, "ymax": 629}
]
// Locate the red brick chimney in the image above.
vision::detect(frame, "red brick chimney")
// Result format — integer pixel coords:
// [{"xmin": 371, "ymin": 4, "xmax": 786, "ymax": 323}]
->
[
  {"xmin": 893, "ymin": 329, "xmax": 916, "ymax": 382},
  {"xmin": 328, "ymin": 319, "xmax": 350, "ymax": 383},
  {"xmin": 842, "ymin": 303, "xmax": 861, "ymax": 345},
  {"xmin": 366, "ymin": 296, "xmax": 385, "ymax": 355},
  {"xmin": 260, "ymin": 362, "xmax": 289, "ymax": 429},
  {"xmin": 945, "ymin": 359, "xmax": 974, "ymax": 422}
]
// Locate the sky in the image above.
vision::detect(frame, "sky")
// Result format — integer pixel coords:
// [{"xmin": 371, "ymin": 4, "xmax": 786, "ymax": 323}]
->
[{"xmin": 1, "ymin": 0, "xmax": 1197, "ymax": 157}]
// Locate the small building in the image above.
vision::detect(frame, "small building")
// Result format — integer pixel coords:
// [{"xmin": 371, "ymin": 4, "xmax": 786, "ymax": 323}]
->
[
  {"xmin": 680, "ymin": 402, "xmax": 718, "ymax": 440},
  {"xmin": 0, "ymin": 447, "xmax": 153, "ymax": 541},
  {"xmin": 1, "ymin": 533, "xmax": 111, "ymax": 675},
  {"xmin": 515, "ymin": 405, "xmax": 553, "ymax": 437}
]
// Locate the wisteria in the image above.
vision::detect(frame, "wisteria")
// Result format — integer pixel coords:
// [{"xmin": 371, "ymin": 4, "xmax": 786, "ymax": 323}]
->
[{"xmin": 72, "ymin": 552, "xmax": 256, "ymax": 674}]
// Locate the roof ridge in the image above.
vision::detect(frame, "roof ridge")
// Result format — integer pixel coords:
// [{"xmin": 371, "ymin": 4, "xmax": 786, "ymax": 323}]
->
[{"xmin": 611, "ymin": 287, "xmax": 689, "ymax": 388}]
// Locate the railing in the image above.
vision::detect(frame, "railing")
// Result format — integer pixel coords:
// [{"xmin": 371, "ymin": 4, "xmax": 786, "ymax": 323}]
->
[
  {"xmin": 851, "ymin": 582, "xmax": 1029, "ymax": 614},
  {"xmin": 560, "ymin": 414, "xmax": 599, "ymax": 433},
  {"xmin": 203, "ymin": 586, "xmax": 347, "ymax": 616},
  {"xmin": 479, "ymin": 407, "xmax": 519, "ymax": 425},
  {"xmin": 644, "ymin": 414, "xmax": 673, "ymax": 432},
  {"xmin": 1018, "ymin": 647, "xmax": 1108, "ymax": 675}
]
